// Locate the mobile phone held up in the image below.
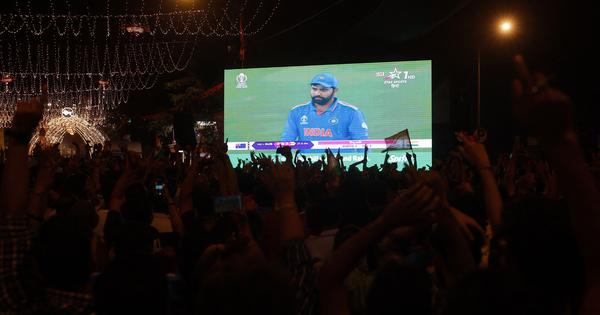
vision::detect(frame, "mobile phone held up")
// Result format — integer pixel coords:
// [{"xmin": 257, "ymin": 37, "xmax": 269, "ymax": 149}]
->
[
  {"xmin": 155, "ymin": 178, "xmax": 164, "ymax": 195},
  {"xmin": 214, "ymin": 195, "xmax": 242, "ymax": 214}
]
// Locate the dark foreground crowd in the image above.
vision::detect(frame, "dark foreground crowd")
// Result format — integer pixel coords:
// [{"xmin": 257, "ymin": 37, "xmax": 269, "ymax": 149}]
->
[{"xmin": 1, "ymin": 56, "xmax": 600, "ymax": 315}]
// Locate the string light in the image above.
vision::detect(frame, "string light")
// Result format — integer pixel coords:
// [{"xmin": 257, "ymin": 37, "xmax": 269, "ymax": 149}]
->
[
  {"xmin": 0, "ymin": 88, "xmax": 127, "ymax": 127},
  {"xmin": 0, "ymin": 0, "xmax": 280, "ymax": 37},
  {"xmin": 0, "ymin": 0, "xmax": 281, "ymax": 127},
  {"xmin": 122, "ymin": 23, "xmax": 150, "ymax": 36},
  {"xmin": 1, "ymin": 74, "xmax": 14, "ymax": 84}
]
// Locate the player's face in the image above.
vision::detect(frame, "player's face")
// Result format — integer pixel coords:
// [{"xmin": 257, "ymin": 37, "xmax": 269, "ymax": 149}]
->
[{"xmin": 311, "ymin": 85, "xmax": 335, "ymax": 105}]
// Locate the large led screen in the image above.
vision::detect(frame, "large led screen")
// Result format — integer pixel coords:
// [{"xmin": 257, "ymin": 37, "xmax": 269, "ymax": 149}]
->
[{"xmin": 224, "ymin": 60, "xmax": 432, "ymax": 167}]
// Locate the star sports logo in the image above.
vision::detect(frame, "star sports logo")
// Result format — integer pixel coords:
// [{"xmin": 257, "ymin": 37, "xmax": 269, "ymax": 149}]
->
[
  {"xmin": 376, "ymin": 67, "xmax": 413, "ymax": 89},
  {"xmin": 386, "ymin": 68, "xmax": 402, "ymax": 80}
]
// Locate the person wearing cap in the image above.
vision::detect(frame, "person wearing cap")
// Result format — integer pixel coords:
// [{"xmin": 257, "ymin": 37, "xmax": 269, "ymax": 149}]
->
[{"xmin": 281, "ymin": 73, "xmax": 368, "ymax": 141}]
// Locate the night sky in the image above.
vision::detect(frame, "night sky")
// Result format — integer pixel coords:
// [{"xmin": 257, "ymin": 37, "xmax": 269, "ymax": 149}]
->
[
  {"xmin": 3, "ymin": 0, "xmax": 597, "ymax": 156},
  {"xmin": 127, "ymin": 0, "xmax": 598, "ymax": 156}
]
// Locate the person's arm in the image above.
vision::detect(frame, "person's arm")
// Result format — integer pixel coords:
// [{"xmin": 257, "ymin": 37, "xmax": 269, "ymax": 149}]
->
[
  {"xmin": 0, "ymin": 97, "xmax": 44, "ymax": 313},
  {"xmin": 211, "ymin": 151, "xmax": 239, "ymax": 197},
  {"xmin": 260, "ymin": 159, "xmax": 318, "ymax": 314},
  {"xmin": 543, "ymin": 136, "xmax": 600, "ymax": 254},
  {"xmin": 281, "ymin": 110, "xmax": 298, "ymax": 141},
  {"xmin": 1, "ymin": 98, "xmax": 43, "ymax": 218},
  {"xmin": 317, "ymin": 184, "xmax": 439, "ymax": 315},
  {"xmin": 104, "ymin": 158, "xmax": 135, "ymax": 244},
  {"xmin": 433, "ymin": 205, "xmax": 478, "ymax": 287},
  {"xmin": 449, "ymin": 206, "xmax": 485, "ymax": 242},
  {"xmin": 537, "ymin": 134, "xmax": 600, "ymax": 313},
  {"xmin": 164, "ymin": 186, "xmax": 184, "ymax": 236},
  {"xmin": 543, "ymin": 167, "xmax": 559, "ymax": 201},
  {"xmin": 179, "ymin": 158, "xmax": 200, "ymax": 214},
  {"xmin": 0, "ymin": 144, "xmax": 29, "ymax": 218},
  {"xmin": 272, "ymin": 161, "xmax": 304, "ymax": 241},
  {"xmin": 258, "ymin": 155, "xmax": 304, "ymax": 240},
  {"xmin": 502, "ymin": 155, "xmax": 517, "ymax": 198},
  {"xmin": 27, "ymin": 147, "xmax": 59, "ymax": 226},
  {"xmin": 347, "ymin": 109, "xmax": 368, "ymax": 140},
  {"xmin": 89, "ymin": 157, "xmax": 102, "ymax": 196},
  {"xmin": 502, "ymin": 137, "xmax": 520, "ymax": 198},
  {"xmin": 222, "ymin": 154, "xmax": 239, "ymax": 196},
  {"xmin": 512, "ymin": 55, "xmax": 600, "ymax": 314},
  {"xmin": 109, "ymin": 166, "xmax": 133, "ymax": 213},
  {"xmin": 456, "ymin": 132, "xmax": 503, "ymax": 233}
]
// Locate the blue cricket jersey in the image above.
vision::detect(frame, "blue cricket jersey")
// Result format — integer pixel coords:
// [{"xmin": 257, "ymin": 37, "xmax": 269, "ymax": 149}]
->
[{"xmin": 281, "ymin": 98, "xmax": 369, "ymax": 141}]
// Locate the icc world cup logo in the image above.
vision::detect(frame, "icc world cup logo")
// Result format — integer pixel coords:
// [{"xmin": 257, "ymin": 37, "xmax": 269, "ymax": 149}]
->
[{"xmin": 236, "ymin": 72, "xmax": 248, "ymax": 88}]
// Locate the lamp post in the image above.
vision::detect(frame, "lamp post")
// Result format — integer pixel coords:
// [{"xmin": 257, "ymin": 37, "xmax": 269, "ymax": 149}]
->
[
  {"xmin": 476, "ymin": 48, "xmax": 481, "ymax": 128},
  {"xmin": 476, "ymin": 18, "xmax": 515, "ymax": 128}
]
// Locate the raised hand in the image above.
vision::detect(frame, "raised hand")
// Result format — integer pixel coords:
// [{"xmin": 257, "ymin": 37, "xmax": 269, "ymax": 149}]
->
[
  {"xmin": 109, "ymin": 154, "xmax": 138, "ymax": 212},
  {"xmin": 273, "ymin": 161, "xmax": 295, "ymax": 201},
  {"xmin": 450, "ymin": 207, "xmax": 485, "ymax": 241},
  {"xmin": 362, "ymin": 145, "xmax": 369, "ymax": 169},
  {"xmin": 336, "ymin": 149, "xmax": 345, "ymax": 170},
  {"xmin": 325, "ymin": 148, "xmax": 338, "ymax": 171},
  {"xmin": 11, "ymin": 96, "xmax": 44, "ymax": 135},
  {"xmin": 406, "ymin": 152, "xmax": 413, "ymax": 168},
  {"xmin": 294, "ymin": 149, "xmax": 301, "ymax": 163},
  {"xmin": 276, "ymin": 145, "xmax": 293, "ymax": 164},
  {"xmin": 379, "ymin": 183, "xmax": 439, "ymax": 227},
  {"xmin": 34, "ymin": 146, "xmax": 60, "ymax": 192},
  {"xmin": 259, "ymin": 159, "xmax": 295, "ymax": 205},
  {"xmin": 513, "ymin": 55, "xmax": 573, "ymax": 142},
  {"xmin": 213, "ymin": 152, "xmax": 239, "ymax": 196},
  {"xmin": 455, "ymin": 131, "xmax": 491, "ymax": 169},
  {"xmin": 412, "ymin": 152, "xmax": 418, "ymax": 169}
]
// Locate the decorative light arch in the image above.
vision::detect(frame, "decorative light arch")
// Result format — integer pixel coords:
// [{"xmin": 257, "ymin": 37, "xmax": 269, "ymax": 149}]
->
[{"xmin": 29, "ymin": 115, "xmax": 106, "ymax": 155}]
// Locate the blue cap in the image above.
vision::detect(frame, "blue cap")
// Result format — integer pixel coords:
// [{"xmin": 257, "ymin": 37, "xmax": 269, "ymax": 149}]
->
[{"xmin": 310, "ymin": 73, "xmax": 338, "ymax": 88}]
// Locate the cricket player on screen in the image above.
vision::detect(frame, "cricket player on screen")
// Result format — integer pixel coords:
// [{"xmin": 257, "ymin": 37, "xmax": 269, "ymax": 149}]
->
[{"xmin": 280, "ymin": 73, "xmax": 369, "ymax": 141}]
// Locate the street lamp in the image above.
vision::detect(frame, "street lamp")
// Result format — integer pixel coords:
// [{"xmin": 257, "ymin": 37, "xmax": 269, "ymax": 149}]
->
[{"xmin": 476, "ymin": 17, "xmax": 516, "ymax": 128}]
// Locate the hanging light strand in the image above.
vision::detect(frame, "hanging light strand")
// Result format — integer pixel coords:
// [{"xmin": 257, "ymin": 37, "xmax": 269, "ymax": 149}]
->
[
  {"xmin": 0, "ymin": 0, "xmax": 280, "ymax": 37},
  {"xmin": 1, "ymin": 0, "xmax": 281, "ymax": 127}
]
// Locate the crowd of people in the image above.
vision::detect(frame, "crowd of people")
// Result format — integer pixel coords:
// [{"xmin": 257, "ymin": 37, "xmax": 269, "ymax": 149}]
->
[{"xmin": 1, "ymin": 56, "xmax": 600, "ymax": 315}]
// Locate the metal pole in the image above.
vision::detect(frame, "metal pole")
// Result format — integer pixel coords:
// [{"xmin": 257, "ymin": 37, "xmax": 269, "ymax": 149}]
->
[{"xmin": 476, "ymin": 48, "xmax": 481, "ymax": 128}]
